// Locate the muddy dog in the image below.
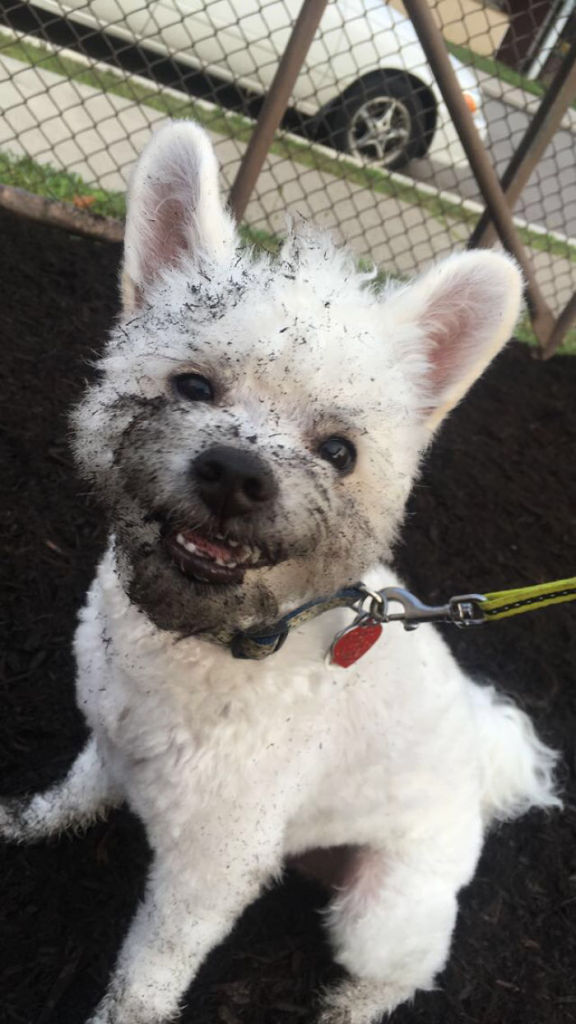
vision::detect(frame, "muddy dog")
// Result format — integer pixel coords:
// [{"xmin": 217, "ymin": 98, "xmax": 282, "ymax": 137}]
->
[{"xmin": 0, "ymin": 122, "xmax": 559, "ymax": 1024}]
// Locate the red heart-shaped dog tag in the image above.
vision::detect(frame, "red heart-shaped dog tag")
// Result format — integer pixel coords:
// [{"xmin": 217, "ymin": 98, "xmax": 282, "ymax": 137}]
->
[{"xmin": 329, "ymin": 619, "xmax": 382, "ymax": 668}]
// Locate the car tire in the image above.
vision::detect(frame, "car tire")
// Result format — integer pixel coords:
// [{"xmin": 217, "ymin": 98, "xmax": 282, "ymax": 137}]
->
[{"xmin": 327, "ymin": 72, "xmax": 429, "ymax": 171}]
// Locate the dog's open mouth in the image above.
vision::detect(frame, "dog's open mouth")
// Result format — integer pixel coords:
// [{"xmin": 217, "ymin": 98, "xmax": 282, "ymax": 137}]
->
[{"xmin": 165, "ymin": 528, "xmax": 271, "ymax": 585}]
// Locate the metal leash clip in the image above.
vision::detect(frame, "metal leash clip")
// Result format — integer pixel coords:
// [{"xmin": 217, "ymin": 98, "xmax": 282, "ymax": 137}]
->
[
  {"xmin": 329, "ymin": 585, "xmax": 486, "ymax": 668},
  {"xmin": 356, "ymin": 585, "xmax": 486, "ymax": 631}
]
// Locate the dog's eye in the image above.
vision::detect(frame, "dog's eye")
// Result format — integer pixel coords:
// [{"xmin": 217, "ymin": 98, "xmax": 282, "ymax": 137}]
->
[
  {"xmin": 173, "ymin": 373, "xmax": 214, "ymax": 403},
  {"xmin": 318, "ymin": 437, "xmax": 357, "ymax": 474}
]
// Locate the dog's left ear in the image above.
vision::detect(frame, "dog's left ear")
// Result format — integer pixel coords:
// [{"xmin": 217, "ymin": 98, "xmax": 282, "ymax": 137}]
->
[
  {"xmin": 122, "ymin": 120, "xmax": 236, "ymax": 312},
  {"xmin": 398, "ymin": 251, "xmax": 523, "ymax": 432}
]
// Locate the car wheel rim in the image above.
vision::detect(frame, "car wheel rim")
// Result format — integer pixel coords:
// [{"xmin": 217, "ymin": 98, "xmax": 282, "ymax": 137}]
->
[{"xmin": 347, "ymin": 96, "xmax": 412, "ymax": 167}]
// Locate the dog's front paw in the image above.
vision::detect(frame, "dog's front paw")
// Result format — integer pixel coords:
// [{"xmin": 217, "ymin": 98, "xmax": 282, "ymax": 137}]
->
[
  {"xmin": 87, "ymin": 990, "xmax": 180, "ymax": 1024},
  {"xmin": 318, "ymin": 977, "xmax": 414, "ymax": 1024}
]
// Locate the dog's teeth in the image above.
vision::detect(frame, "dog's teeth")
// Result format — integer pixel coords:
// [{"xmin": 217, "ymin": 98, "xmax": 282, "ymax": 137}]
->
[
  {"xmin": 174, "ymin": 532, "xmax": 262, "ymax": 569},
  {"xmin": 176, "ymin": 534, "xmax": 198, "ymax": 555}
]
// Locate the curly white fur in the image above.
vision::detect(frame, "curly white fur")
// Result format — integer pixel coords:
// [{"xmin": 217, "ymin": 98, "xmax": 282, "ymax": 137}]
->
[{"xmin": 0, "ymin": 122, "xmax": 559, "ymax": 1024}]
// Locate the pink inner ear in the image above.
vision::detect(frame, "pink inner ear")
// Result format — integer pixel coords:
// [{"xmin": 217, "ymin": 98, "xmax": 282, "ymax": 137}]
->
[
  {"xmin": 141, "ymin": 188, "xmax": 192, "ymax": 285},
  {"xmin": 424, "ymin": 282, "xmax": 476, "ymax": 393}
]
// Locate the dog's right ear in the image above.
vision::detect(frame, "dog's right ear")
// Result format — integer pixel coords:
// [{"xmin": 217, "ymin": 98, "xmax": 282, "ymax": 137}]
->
[{"xmin": 122, "ymin": 121, "xmax": 236, "ymax": 312}]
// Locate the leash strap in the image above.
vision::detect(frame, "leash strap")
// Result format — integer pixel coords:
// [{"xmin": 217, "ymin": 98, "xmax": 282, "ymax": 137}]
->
[{"xmin": 482, "ymin": 576, "xmax": 576, "ymax": 621}]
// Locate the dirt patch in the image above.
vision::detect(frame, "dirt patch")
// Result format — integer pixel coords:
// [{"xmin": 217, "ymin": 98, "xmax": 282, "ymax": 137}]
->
[{"xmin": 0, "ymin": 207, "xmax": 574, "ymax": 1024}]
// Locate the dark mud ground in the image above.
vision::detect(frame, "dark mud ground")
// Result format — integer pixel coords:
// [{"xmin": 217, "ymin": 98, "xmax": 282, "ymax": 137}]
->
[{"xmin": 0, "ymin": 206, "xmax": 574, "ymax": 1024}]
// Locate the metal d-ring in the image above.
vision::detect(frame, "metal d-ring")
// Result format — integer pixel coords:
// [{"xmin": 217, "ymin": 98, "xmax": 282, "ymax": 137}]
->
[{"xmin": 355, "ymin": 584, "xmax": 388, "ymax": 622}]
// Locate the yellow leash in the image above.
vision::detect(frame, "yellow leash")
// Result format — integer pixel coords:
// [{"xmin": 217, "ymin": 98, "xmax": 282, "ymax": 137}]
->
[{"xmin": 482, "ymin": 576, "xmax": 576, "ymax": 621}]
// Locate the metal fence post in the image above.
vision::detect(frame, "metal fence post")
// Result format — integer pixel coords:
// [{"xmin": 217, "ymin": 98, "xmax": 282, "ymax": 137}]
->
[
  {"xmin": 543, "ymin": 292, "xmax": 576, "ymax": 359},
  {"xmin": 401, "ymin": 0, "xmax": 556, "ymax": 350},
  {"xmin": 229, "ymin": 0, "xmax": 329, "ymax": 223},
  {"xmin": 470, "ymin": 38, "xmax": 576, "ymax": 251}
]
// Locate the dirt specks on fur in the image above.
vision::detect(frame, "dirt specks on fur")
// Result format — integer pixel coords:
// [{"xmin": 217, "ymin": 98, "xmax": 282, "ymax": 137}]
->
[{"xmin": 0, "ymin": 208, "xmax": 575, "ymax": 1024}]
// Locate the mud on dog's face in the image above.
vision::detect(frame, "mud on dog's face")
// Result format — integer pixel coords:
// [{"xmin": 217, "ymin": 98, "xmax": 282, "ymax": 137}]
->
[
  {"xmin": 72, "ymin": 264, "xmax": 416, "ymax": 634},
  {"xmin": 72, "ymin": 122, "xmax": 522, "ymax": 636}
]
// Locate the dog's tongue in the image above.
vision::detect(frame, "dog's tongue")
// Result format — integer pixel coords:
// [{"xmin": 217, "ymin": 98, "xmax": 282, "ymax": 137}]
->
[{"xmin": 180, "ymin": 529, "xmax": 237, "ymax": 563}]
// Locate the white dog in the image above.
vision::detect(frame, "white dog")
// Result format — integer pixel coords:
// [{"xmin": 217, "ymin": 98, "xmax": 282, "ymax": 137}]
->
[{"xmin": 0, "ymin": 122, "xmax": 559, "ymax": 1024}]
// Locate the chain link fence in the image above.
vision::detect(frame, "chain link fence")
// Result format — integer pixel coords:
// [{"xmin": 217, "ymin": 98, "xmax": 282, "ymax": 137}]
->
[{"xmin": 0, "ymin": 0, "xmax": 575, "ymax": 349}]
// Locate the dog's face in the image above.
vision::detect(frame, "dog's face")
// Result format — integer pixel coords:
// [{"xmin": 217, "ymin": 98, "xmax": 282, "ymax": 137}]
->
[{"xmin": 73, "ymin": 122, "xmax": 522, "ymax": 637}]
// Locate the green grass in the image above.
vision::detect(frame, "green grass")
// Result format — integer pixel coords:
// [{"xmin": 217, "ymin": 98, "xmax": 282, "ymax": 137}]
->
[{"xmin": 0, "ymin": 151, "xmax": 126, "ymax": 218}]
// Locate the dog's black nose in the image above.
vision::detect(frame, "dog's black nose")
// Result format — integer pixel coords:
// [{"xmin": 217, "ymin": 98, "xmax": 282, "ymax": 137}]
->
[{"xmin": 193, "ymin": 445, "xmax": 278, "ymax": 517}]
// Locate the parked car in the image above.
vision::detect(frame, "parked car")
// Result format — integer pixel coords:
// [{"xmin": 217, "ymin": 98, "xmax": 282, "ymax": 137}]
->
[{"xmin": 29, "ymin": 0, "xmax": 486, "ymax": 170}]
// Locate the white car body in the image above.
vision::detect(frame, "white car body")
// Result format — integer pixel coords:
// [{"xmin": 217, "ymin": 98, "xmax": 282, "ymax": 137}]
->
[{"xmin": 30, "ymin": 0, "xmax": 485, "ymax": 167}]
